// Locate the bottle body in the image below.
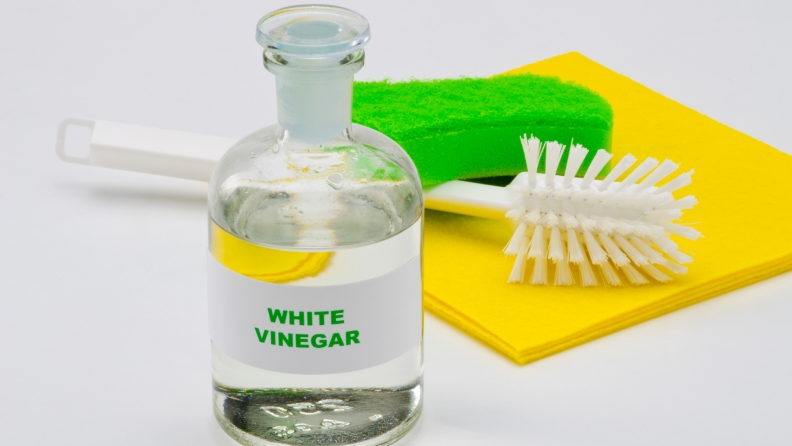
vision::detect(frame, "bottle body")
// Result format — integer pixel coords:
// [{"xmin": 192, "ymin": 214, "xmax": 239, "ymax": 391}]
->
[{"xmin": 207, "ymin": 123, "xmax": 424, "ymax": 445}]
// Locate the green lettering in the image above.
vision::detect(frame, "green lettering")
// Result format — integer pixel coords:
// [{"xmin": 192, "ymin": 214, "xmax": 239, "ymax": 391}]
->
[
  {"xmin": 311, "ymin": 334, "xmax": 327, "ymax": 348},
  {"xmin": 296, "ymin": 334, "xmax": 309, "ymax": 348},
  {"xmin": 345, "ymin": 330, "xmax": 360, "ymax": 345},
  {"xmin": 268, "ymin": 308, "xmax": 287, "ymax": 324},
  {"xmin": 255, "ymin": 328, "xmax": 269, "ymax": 343},
  {"xmin": 308, "ymin": 312, "xmax": 313, "ymax": 326},
  {"xmin": 315, "ymin": 311, "xmax": 329, "ymax": 325},
  {"xmin": 271, "ymin": 330, "xmax": 276, "ymax": 345},
  {"xmin": 278, "ymin": 332, "xmax": 293, "ymax": 347},
  {"xmin": 328, "ymin": 332, "xmax": 344, "ymax": 347},
  {"xmin": 331, "ymin": 310, "xmax": 344, "ymax": 325},
  {"xmin": 289, "ymin": 311, "xmax": 305, "ymax": 326}
]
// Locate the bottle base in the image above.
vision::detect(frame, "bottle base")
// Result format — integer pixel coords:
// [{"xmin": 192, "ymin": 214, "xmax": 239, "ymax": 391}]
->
[{"xmin": 213, "ymin": 380, "xmax": 422, "ymax": 446}]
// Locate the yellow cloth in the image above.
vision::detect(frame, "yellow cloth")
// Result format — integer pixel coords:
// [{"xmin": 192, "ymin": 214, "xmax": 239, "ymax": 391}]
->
[{"xmin": 423, "ymin": 52, "xmax": 792, "ymax": 365}]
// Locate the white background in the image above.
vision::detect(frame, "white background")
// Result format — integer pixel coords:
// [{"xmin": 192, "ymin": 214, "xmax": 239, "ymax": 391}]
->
[{"xmin": 2, "ymin": 1, "xmax": 791, "ymax": 445}]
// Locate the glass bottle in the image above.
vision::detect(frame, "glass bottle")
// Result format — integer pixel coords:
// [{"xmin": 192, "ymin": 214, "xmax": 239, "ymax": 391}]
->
[{"xmin": 206, "ymin": 5, "xmax": 424, "ymax": 446}]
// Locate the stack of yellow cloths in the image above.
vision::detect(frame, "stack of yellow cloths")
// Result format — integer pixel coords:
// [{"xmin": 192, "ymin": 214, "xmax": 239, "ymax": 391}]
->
[{"xmin": 423, "ymin": 52, "xmax": 792, "ymax": 365}]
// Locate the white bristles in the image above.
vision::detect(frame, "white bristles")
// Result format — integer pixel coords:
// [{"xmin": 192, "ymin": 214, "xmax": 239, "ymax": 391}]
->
[
  {"xmin": 649, "ymin": 234, "xmax": 678, "ymax": 253},
  {"xmin": 640, "ymin": 263, "xmax": 672, "ymax": 282},
  {"xmin": 601, "ymin": 192, "xmax": 627, "ymax": 208},
  {"xmin": 657, "ymin": 221, "xmax": 702, "ymax": 241},
  {"xmin": 578, "ymin": 252, "xmax": 598, "ymax": 286},
  {"xmin": 622, "ymin": 219, "xmax": 655, "ymax": 238},
  {"xmin": 653, "ymin": 169, "xmax": 694, "ymax": 195},
  {"xmin": 548, "ymin": 226, "xmax": 564, "ymax": 263},
  {"xmin": 615, "ymin": 157, "xmax": 659, "ymax": 192},
  {"xmin": 507, "ymin": 237, "xmax": 530, "ymax": 283},
  {"xmin": 544, "ymin": 210, "xmax": 560, "ymax": 227},
  {"xmin": 531, "ymin": 257, "xmax": 548, "ymax": 285},
  {"xmin": 576, "ymin": 213, "xmax": 598, "ymax": 232},
  {"xmin": 553, "ymin": 187, "xmax": 571, "ymax": 202},
  {"xmin": 519, "ymin": 133, "xmax": 529, "ymax": 155},
  {"xmin": 580, "ymin": 149, "xmax": 613, "ymax": 189},
  {"xmin": 610, "ymin": 218, "xmax": 637, "ymax": 236},
  {"xmin": 583, "ymin": 230, "xmax": 608, "ymax": 265},
  {"xmin": 598, "ymin": 233, "xmax": 630, "ymax": 266},
  {"xmin": 533, "ymin": 185, "xmax": 552, "ymax": 200},
  {"xmin": 527, "ymin": 225, "xmax": 546, "ymax": 259},
  {"xmin": 567, "ymin": 229, "xmax": 585, "ymax": 264},
  {"xmin": 503, "ymin": 136, "xmax": 699, "ymax": 287},
  {"xmin": 634, "ymin": 159, "xmax": 679, "ymax": 192},
  {"xmin": 590, "ymin": 216, "xmax": 615, "ymax": 234},
  {"xmin": 563, "ymin": 145, "xmax": 589, "ymax": 187},
  {"xmin": 643, "ymin": 209, "xmax": 684, "ymax": 223},
  {"xmin": 530, "ymin": 237, "xmax": 548, "ymax": 285},
  {"xmin": 569, "ymin": 188, "xmax": 592, "ymax": 204},
  {"xmin": 561, "ymin": 212, "xmax": 579, "ymax": 229},
  {"xmin": 505, "ymin": 206, "xmax": 526, "ymax": 220},
  {"xmin": 649, "ymin": 236, "xmax": 693, "ymax": 264},
  {"xmin": 628, "ymin": 236, "xmax": 667, "ymax": 264},
  {"xmin": 641, "ymin": 221, "xmax": 669, "ymax": 238},
  {"xmin": 623, "ymin": 192, "xmax": 667, "ymax": 210},
  {"xmin": 598, "ymin": 261, "xmax": 622, "ymax": 286},
  {"xmin": 544, "ymin": 142, "xmax": 564, "ymax": 186},
  {"xmin": 620, "ymin": 264, "xmax": 649, "ymax": 285},
  {"xmin": 503, "ymin": 222, "xmax": 528, "ymax": 256},
  {"xmin": 613, "ymin": 234, "xmax": 649, "ymax": 266},
  {"xmin": 667, "ymin": 248, "xmax": 694, "ymax": 265},
  {"xmin": 524, "ymin": 208, "xmax": 542, "ymax": 225},
  {"xmin": 658, "ymin": 259, "xmax": 688, "ymax": 275},
  {"xmin": 521, "ymin": 134, "xmax": 542, "ymax": 187},
  {"xmin": 598, "ymin": 153, "xmax": 637, "ymax": 191},
  {"xmin": 654, "ymin": 195, "xmax": 698, "ymax": 211},
  {"xmin": 554, "ymin": 250, "xmax": 575, "ymax": 286}
]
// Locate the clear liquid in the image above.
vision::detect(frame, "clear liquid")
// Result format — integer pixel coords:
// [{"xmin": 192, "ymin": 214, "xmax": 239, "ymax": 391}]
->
[
  {"xmin": 210, "ymin": 220, "xmax": 423, "ymax": 445},
  {"xmin": 213, "ymin": 376, "xmax": 421, "ymax": 446},
  {"xmin": 208, "ymin": 124, "xmax": 423, "ymax": 445}
]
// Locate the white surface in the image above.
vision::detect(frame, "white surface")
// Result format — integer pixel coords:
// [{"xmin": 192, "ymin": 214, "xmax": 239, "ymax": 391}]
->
[{"xmin": 1, "ymin": 1, "xmax": 791, "ymax": 445}]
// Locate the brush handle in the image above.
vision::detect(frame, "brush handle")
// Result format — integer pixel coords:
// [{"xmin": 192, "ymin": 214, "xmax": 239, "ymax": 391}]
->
[
  {"xmin": 56, "ymin": 118, "xmax": 236, "ymax": 181},
  {"xmin": 56, "ymin": 118, "xmax": 518, "ymax": 219}
]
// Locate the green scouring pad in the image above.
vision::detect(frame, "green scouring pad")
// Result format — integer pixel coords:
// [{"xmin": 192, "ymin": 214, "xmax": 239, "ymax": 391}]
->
[{"xmin": 352, "ymin": 73, "xmax": 614, "ymax": 188}]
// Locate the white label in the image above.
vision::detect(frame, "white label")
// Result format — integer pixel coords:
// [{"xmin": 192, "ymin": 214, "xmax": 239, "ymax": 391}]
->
[{"xmin": 207, "ymin": 253, "xmax": 423, "ymax": 375}]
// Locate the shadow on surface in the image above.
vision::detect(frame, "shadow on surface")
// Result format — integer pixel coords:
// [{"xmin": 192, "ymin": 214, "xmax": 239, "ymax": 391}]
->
[{"xmin": 55, "ymin": 180, "xmax": 209, "ymax": 209}]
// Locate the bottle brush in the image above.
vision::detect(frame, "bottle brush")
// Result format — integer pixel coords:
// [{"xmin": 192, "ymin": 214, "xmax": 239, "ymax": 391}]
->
[{"xmin": 502, "ymin": 135, "xmax": 700, "ymax": 286}]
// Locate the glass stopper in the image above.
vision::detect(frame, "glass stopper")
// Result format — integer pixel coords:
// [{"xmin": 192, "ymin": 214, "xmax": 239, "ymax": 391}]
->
[{"xmin": 257, "ymin": 5, "xmax": 371, "ymax": 60}]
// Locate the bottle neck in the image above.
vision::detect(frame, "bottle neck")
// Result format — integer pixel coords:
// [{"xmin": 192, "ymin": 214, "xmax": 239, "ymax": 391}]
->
[{"xmin": 265, "ymin": 51, "xmax": 364, "ymax": 144}]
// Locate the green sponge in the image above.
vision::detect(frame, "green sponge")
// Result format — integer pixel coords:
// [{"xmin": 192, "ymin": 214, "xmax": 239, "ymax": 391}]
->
[{"xmin": 352, "ymin": 73, "xmax": 614, "ymax": 188}]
